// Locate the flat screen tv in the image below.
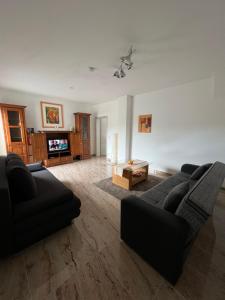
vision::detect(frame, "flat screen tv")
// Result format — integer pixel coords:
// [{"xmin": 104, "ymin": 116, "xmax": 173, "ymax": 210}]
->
[{"xmin": 48, "ymin": 139, "xmax": 68, "ymax": 152}]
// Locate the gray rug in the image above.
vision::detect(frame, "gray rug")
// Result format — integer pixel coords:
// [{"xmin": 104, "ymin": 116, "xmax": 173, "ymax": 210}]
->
[{"xmin": 95, "ymin": 175, "xmax": 162, "ymax": 200}]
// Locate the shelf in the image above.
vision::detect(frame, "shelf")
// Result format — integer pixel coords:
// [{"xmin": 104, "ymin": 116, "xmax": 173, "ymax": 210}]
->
[
  {"xmin": 48, "ymin": 151, "xmax": 71, "ymax": 159},
  {"xmin": 44, "ymin": 154, "xmax": 73, "ymax": 167}
]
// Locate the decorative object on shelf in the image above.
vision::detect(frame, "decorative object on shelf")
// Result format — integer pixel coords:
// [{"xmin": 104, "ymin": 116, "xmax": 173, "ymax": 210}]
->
[
  {"xmin": 40, "ymin": 101, "xmax": 64, "ymax": 128},
  {"xmin": 138, "ymin": 114, "xmax": 152, "ymax": 133},
  {"xmin": 128, "ymin": 160, "xmax": 134, "ymax": 165},
  {"xmin": 113, "ymin": 46, "xmax": 135, "ymax": 79},
  {"xmin": 27, "ymin": 128, "xmax": 34, "ymax": 134},
  {"xmin": 26, "ymin": 128, "xmax": 34, "ymax": 145}
]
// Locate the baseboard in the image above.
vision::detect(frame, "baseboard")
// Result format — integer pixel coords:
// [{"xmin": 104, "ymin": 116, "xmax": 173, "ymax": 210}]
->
[{"xmin": 153, "ymin": 169, "xmax": 171, "ymax": 178}]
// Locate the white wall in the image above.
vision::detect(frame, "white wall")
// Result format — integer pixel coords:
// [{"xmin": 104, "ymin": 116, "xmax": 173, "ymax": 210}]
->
[
  {"xmin": 95, "ymin": 116, "xmax": 107, "ymax": 156},
  {"xmin": 91, "ymin": 95, "xmax": 132, "ymax": 163},
  {"xmin": 131, "ymin": 76, "xmax": 225, "ymax": 174},
  {"xmin": 91, "ymin": 99, "xmax": 119, "ymax": 161},
  {"xmin": 100, "ymin": 117, "xmax": 107, "ymax": 156},
  {"xmin": 2, "ymin": 71, "xmax": 225, "ymax": 173},
  {"xmin": 0, "ymin": 87, "xmax": 91, "ymax": 155}
]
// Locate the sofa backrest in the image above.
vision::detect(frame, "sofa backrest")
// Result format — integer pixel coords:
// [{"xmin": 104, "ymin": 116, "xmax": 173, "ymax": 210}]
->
[
  {"xmin": 176, "ymin": 161, "xmax": 225, "ymax": 241},
  {"xmin": 0, "ymin": 156, "xmax": 12, "ymax": 256},
  {"xmin": 6, "ymin": 156, "xmax": 37, "ymax": 203}
]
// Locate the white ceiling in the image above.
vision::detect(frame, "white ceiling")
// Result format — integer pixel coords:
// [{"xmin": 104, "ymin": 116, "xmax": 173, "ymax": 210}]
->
[{"xmin": 0, "ymin": 0, "xmax": 225, "ymax": 103}]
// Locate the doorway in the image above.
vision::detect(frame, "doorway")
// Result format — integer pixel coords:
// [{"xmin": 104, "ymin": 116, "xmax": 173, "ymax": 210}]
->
[{"xmin": 96, "ymin": 116, "xmax": 108, "ymax": 156}]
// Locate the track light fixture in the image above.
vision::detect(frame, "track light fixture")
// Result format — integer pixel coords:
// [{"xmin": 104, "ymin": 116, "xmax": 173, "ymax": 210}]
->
[
  {"xmin": 113, "ymin": 46, "xmax": 135, "ymax": 79},
  {"xmin": 113, "ymin": 64, "xmax": 126, "ymax": 78}
]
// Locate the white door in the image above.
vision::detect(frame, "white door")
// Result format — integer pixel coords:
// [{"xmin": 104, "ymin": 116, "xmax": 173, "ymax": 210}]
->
[
  {"xmin": 96, "ymin": 118, "xmax": 101, "ymax": 156},
  {"xmin": 96, "ymin": 117, "xmax": 107, "ymax": 156},
  {"xmin": 100, "ymin": 117, "xmax": 107, "ymax": 156}
]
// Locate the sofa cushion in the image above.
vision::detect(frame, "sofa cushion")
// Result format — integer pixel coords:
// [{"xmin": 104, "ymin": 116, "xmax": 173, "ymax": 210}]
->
[
  {"xmin": 27, "ymin": 162, "xmax": 45, "ymax": 172},
  {"xmin": 7, "ymin": 160, "xmax": 37, "ymax": 203},
  {"xmin": 140, "ymin": 187, "xmax": 168, "ymax": 207},
  {"xmin": 14, "ymin": 168, "xmax": 81, "ymax": 222},
  {"xmin": 190, "ymin": 163, "xmax": 212, "ymax": 180},
  {"xmin": 153, "ymin": 172, "xmax": 190, "ymax": 194},
  {"xmin": 140, "ymin": 172, "xmax": 190, "ymax": 208},
  {"xmin": 163, "ymin": 181, "xmax": 190, "ymax": 213},
  {"xmin": 7, "ymin": 153, "xmax": 24, "ymax": 164},
  {"xmin": 14, "ymin": 190, "xmax": 80, "ymax": 222},
  {"xmin": 32, "ymin": 169, "xmax": 73, "ymax": 194}
]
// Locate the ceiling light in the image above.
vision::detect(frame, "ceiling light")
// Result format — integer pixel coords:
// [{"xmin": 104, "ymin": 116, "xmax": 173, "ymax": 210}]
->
[
  {"xmin": 113, "ymin": 70, "xmax": 120, "ymax": 78},
  {"xmin": 120, "ymin": 47, "xmax": 134, "ymax": 70},
  {"xmin": 113, "ymin": 46, "xmax": 135, "ymax": 79},
  {"xmin": 120, "ymin": 65, "xmax": 126, "ymax": 78},
  {"xmin": 113, "ymin": 64, "xmax": 126, "ymax": 78}
]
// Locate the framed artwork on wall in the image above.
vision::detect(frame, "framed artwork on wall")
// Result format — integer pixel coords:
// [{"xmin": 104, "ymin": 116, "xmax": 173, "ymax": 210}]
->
[
  {"xmin": 138, "ymin": 114, "xmax": 152, "ymax": 133},
  {"xmin": 40, "ymin": 101, "xmax": 64, "ymax": 128}
]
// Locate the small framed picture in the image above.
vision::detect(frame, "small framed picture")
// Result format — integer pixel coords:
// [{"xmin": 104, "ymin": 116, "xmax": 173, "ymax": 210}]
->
[
  {"xmin": 40, "ymin": 101, "xmax": 64, "ymax": 128},
  {"xmin": 138, "ymin": 114, "xmax": 152, "ymax": 133}
]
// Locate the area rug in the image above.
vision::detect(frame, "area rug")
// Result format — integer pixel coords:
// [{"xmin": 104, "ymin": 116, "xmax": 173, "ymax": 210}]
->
[{"xmin": 95, "ymin": 175, "xmax": 163, "ymax": 200}]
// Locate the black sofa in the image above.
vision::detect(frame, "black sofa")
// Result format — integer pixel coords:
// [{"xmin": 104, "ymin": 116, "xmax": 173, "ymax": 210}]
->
[
  {"xmin": 121, "ymin": 162, "xmax": 225, "ymax": 284},
  {"xmin": 0, "ymin": 153, "xmax": 81, "ymax": 257}
]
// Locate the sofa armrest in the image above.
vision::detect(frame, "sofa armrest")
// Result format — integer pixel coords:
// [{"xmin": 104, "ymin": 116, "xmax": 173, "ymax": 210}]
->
[
  {"xmin": 181, "ymin": 163, "xmax": 199, "ymax": 175},
  {"xmin": 26, "ymin": 162, "xmax": 45, "ymax": 172},
  {"xmin": 121, "ymin": 196, "xmax": 190, "ymax": 284},
  {"xmin": 0, "ymin": 157, "xmax": 13, "ymax": 256},
  {"xmin": 14, "ymin": 190, "xmax": 81, "ymax": 222}
]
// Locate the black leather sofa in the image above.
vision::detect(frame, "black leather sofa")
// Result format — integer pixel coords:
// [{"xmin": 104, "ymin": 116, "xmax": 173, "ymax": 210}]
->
[
  {"xmin": 121, "ymin": 162, "xmax": 225, "ymax": 284},
  {"xmin": 0, "ymin": 153, "xmax": 81, "ymax": 257}
]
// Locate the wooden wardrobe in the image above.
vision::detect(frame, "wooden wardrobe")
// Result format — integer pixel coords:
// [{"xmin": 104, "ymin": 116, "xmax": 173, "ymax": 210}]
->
[
  {"xmin": 0, "ymin": 103, "xmax": 28, "ymax": 163},
  {"xmin": 74, "ymin": 112, "xmax": 91, "ymax": 159}
]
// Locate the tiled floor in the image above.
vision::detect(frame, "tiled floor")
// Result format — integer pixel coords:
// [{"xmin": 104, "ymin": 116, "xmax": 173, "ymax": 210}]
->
[{"xmin": 0, "ymin": 157, "xmax": 225, "ymax": 300}]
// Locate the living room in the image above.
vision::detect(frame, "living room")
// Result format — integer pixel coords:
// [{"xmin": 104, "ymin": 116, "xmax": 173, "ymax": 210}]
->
[{"xmin": 0, "ymin": 1, "xmax": 225, "ymax": 299}]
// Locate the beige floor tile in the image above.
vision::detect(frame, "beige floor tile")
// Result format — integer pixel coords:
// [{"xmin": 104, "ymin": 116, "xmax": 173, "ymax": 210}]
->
[{"xmin": 1, "ymin": 157, "xmax": 225, "ymax": 300}]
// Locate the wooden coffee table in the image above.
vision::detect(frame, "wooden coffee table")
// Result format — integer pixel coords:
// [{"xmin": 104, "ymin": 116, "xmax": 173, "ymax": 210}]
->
[{"xmin": 112, "ymin": 160, "xmax": 149, "ymax": 190}]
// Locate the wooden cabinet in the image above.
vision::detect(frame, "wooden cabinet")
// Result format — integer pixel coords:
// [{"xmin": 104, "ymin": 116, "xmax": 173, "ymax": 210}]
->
[
  {"xmin": 0, "ymin": 104, "xmax": 28, "ymax": 163},
  {"xmin": 74, "ymin": 112, "xmax": 91, "ymax": 159},
  {"xmin": 43, "ymin": 155, "xmax": 73, "ymax": 167},
  {"xmin": 70, "ymin": 132, "xmax": 81, "ymax": 158},
  {"xmin": 30, "ymin": 133, "xmax": 48, "ymax": 162},
  {"xmin": 30, "ymin": 131, "xmax": 75, "ymax": 167}
]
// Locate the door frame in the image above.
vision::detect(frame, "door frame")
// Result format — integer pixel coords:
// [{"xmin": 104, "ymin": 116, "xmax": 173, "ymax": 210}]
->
[{"xmin": 95, "ymin": 116, "xmax": 108, "ymax": 157}]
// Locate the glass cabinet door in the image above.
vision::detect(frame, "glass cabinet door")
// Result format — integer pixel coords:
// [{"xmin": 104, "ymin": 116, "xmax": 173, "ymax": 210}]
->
[
  {"xmin": 82, "ymin": 115, "xmax": 88, "ymax": 140},
  {"xmin": 9, "ymin": 127, "xmax": 22, "ymax": 142},
  {"xmin": 7, "ymin": 110, "xmax": 23, "ymax": 143},
  {"xmin": 8, "ymin": 110, "xmax": 20, "ymax": 126}
]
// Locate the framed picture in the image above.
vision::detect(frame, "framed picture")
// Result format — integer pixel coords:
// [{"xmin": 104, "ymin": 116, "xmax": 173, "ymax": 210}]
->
[
  {"xmin": 40, "ymin": 101, "xmax": 64, "ymax": 128},
  {"xmin": 138, "ymin": 114, "xmax": 152, "ymax": 133}
]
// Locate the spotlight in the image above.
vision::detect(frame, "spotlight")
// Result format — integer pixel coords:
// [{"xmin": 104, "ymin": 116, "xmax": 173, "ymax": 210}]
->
[
  {"xmin": 113, "ymin": 46, "xmax": 134, "ymax": 79},
  {"xmin": 120, "ymin": 66, "xmax": 126, "ymax": 78},
  {"xmin": 113, "ymin": 70, "xmax": 120, "ymax": 78}
]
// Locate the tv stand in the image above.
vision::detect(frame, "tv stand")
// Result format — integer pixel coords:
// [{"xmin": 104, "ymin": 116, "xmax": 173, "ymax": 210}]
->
[
  {"xmin": 29, "ymin": 130, "xmax": 76, "ymax": 167},
  {"xmin": 44, "ymin": 152, "xmax": 73, "ymax": 167},
  {"xmin": 43, "ymin": 131, "xmax": 74, "ymax": 167}
]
